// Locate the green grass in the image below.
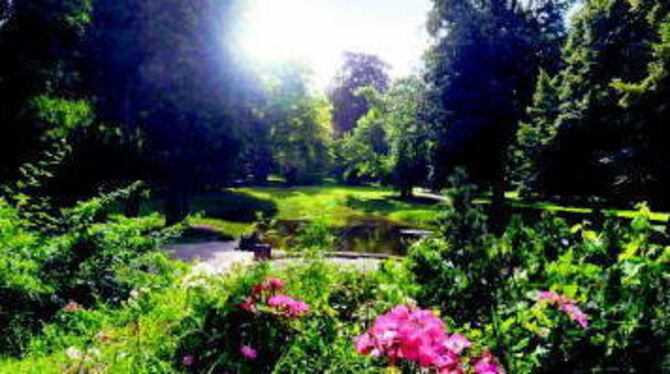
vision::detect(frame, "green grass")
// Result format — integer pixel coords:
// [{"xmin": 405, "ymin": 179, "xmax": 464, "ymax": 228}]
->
[
  {"xmin": 514, "ymin": 201, "xmax": 669, "ymax": 222},
  {"xmin": 129, "ymin": 185, "xmax": 444, "ymax": 238},
  {"xmin": 473, "ymin": 194, "xmax": 670, "ymax": 223},
  {"xmin": 234, "ymin": 185, "xmax": 441, "ymax": 226},
  {"xmin": 131, "ymin": 184, "xmax": 670, "ymax": 240}
]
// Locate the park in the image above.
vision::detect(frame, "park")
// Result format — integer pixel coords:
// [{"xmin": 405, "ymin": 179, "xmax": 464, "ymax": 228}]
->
[{"xmin": 0, "ymin": 0, "xmax": 668, "ymax": 373}]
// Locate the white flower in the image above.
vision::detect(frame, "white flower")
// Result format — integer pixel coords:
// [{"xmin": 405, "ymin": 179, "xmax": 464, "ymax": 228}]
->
[{"xmin": 66, "ymin": 347, "xmax": 84, "ymax": 360}]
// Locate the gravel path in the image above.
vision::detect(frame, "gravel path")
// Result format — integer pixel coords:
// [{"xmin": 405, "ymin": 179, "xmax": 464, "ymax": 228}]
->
[
  {"xmin": 164, "ymin": 240, "xmax": 239, "ymax": 262},
  {"xmin": 166, "ymin": 240, "xmax": 386, "ymax": 275},
  {"xmin": 165, "ymin": 241, "xmax": 255, "ymax": 275}
]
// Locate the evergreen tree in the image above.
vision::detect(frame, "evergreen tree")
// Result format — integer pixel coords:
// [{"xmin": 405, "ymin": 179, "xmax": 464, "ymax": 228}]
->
[
  {"xmin": 612, "ymin": 5, "xmax": 670, "ymax": 207},
  {"xmin": 426, "ymin": 0, "xmax": 572, "ymax": 218},
  {"xmin": 526, "ymin": 0, "xmax": 668, "ymax": 206}
]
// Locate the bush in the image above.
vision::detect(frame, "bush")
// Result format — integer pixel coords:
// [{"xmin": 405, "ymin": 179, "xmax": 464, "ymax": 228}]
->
[
  {"xmin": 406, "ymin": 180, "xmax": 670, "ymax": 373},
  {"xmin": 170, "ymin": 257, "xmax": 417, "ymax": 374},
  {"xmin": 0, "ymin": 191, "xmax": 182, "ymax": 356}
]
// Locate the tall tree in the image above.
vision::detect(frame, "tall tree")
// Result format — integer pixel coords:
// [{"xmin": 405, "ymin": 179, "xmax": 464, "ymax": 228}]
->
[
  {"xmin": 523, "ymin": 0, "xmax": 668, "ymax": 206},
  {"xmin": 385, "ymin": 77, "xmax": 433, "ymax": 198},
  {"xmin": 426, "ymin": 0, "xmax": 574, "ymax": 217},
  {"xmin": 614, "ymin": 7, "xmax": 670, "ymax": 207},
  {"xmin": 0, "ymin": 0, "xmax": 92, "ymax": 181},
  {"xmin": 328, "ymin": 52, "xmax": 390, "ymax": 136},
  {"xmin": 331, "ymin": 86, "xmax": 390, "ymax": 184},
  {"xmin": 84, "ymin": 0, "xmax": 259, "ymax": 224},
  {"xmin": 262, "ymin": 63, "xmax": 332, "ymax": 185}
]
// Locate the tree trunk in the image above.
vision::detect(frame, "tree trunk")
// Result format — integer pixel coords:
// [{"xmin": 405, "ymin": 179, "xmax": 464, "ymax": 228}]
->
[
  {"xmin": 165, "ymin": 182, "xmax": 189, "ymax": 226},
  {"xmin": 400, "ymin": 185, "xmax": 413, "ymax": 199},
  {"xmin": 124, "ymin": 189, "xmax": 142, "ymax": 217}
]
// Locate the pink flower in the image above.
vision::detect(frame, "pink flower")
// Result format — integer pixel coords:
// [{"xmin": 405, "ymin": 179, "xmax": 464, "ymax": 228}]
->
[
  {"xmin": 536, "ymin": 291, "xmax": 562, "ymax": 303},
  {"xmin": 353, "ymin": 305, "xmax": 473, "ymax": 372},
  {"xmin": 267, "ymin": 294, "xmax": 310, "ymax": 317},
  {"xmin": 239, "ymin": 297, "xmax": 257, "ymax": 313},
  {"xmin": 262, "ymin": 277, "xmax": 285, "ymax": 291},
  {"xmin": 354, "ymin": 332, "xmax": 376, "ymax": 356},
  {"xmin": 559, "ymin": 303, "xmax": 589, "ymax": 328},
  {"xmin": 536, "ymin": 290, "xmax": 589, "ymax": 329},
  {"xmin": 473, "ymin": 351, "xmax": 504, "ymax": 374},
  {"xmin": 63, "ymin": 301, "xmax": 83, "ymax": 312},
  {"xmin": 474, "ymin": 360, "xmax": 504, "ymax": 374},
  {"xmin": 240, "ymin": 345, "xmax": 258, "ymax": 359},
  {"xmin": 181, "ymin": 355, "xmax": 195, "ymax": 366},
  {"xmin": 444, "ymin": 334, "xmax": 471, "ymax": 355}
]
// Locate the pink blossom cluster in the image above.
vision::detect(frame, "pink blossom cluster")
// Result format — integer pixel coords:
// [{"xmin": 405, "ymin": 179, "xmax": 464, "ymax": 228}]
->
[
  {"xmin": 354, "ymin": 305, "xmax": 504, "ymax": 374},
  {"xmin": 240, "ymin": 345, "xmax": 258, "ymax": 359},
  {"xmin": 63, "ymin": 301, "xmax": 84, "ymax": 312},
  {"xmin": 472, "ymin": 351, "xmax": 504, "ymax": 374},
  {"xmin": 536, "ymin": 291, "xmax": 589, "ymax": 328},
  {"xmin": 239, "ymin": 277, "xmax": 310, "ymax": 317},
  {"xmin": 267, "ymin": 294, "xmax": 310, "ymax": 317}
]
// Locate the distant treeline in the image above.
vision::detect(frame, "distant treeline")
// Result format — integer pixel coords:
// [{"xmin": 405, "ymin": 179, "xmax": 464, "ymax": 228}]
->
[{"xmin": 1, "ymin": 0, "xmax": 669, "ymax": 225}]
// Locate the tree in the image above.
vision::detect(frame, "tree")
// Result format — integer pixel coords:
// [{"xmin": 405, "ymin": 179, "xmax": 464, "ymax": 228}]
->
[
  {"xmin": 331, "ymin": 77, "xmax": 433, "ymax": 196},
  {"xmin": 262, "ymin": 64, "xmax": 332, "ymax": 185},
  {"xmin": 331, "ymin": 86, "xmax": 390, "ymax": 184},
  {"xmin": 522, "ymin": 0, "xmax": 668, "ymax": 207},
  {"xmin": 385, "ymin": 77, "xmax": 433, "ymax": 198},
  {"xmin": 513, "ymin": 70, "xmax": 562, "ymax": 195},
  {"xmin": 426, "ymin": 0, "xmax": 574, "ymax": 219},
  {"xmin": 615, "ymin": 8, "xmax": 670, "ymax": 207},
  {"xmin": 0, "ymin": 0, "xmax": 92, "ymax": 181},
  {"xmin": 83, "ymin": 0, "xmax": 259, "ymax": 224},
  {"xmin": 328, "ymin": 52, "xmax": 390, "ymax": 136}
]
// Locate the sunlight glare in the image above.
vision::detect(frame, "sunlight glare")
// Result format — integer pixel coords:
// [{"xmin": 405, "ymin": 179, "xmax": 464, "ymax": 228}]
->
[{"xmin": 237, "ymin": 0, "xmax": 431, "ymax": 89}]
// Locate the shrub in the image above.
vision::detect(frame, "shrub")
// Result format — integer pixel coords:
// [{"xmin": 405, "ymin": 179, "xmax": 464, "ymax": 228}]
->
[
  {"xmin": 0, "ymin": 190, "xmax": 182, "ymax": 356},
  {"xmin": 407, "ymin": 182, "xmax": 670, "ymax": 373}
]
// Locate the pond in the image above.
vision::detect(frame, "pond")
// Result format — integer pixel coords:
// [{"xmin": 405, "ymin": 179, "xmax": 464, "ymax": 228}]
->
[{"xmin": 263, "ymin": 217, "xmax": 430, "ymax": 256}]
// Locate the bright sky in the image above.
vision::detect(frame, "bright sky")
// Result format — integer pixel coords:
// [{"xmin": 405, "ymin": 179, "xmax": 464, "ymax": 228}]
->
[{"xmin": 236, "ymin": 0, "xmax": 432, "ymax": 91}]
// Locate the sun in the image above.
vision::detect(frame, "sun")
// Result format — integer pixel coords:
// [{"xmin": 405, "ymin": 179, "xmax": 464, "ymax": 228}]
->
[
  {"xmin": 236, "ymin": 0, "xmax": 432, "ymax": 89},
  {"xmin": 238, "ymin": 0, "xmax": 329, "ymax": 63}
]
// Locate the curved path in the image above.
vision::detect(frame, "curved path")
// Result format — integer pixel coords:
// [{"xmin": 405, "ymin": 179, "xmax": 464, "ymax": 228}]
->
[{"xmin": 165, "ymin": 240, "xmax": 384, "ymax": 275}]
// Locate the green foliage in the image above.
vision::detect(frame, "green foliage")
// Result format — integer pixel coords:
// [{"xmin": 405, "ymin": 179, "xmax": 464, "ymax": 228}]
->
[
  {"xmin": 295, "ymin": 219, "xmax": 336, "ymax": 253},
  {"xmin": 0, "ymin": 189, "xmax": 182, "ymax": 357},
  {"xmin": 0, "ymin": 0, "xmax": 92, "ymax": 180},
  {"xmin": 407, "ymin": 174, "xmax": 670, "ymax": 372},
  {"xmin": 331, "ymin": 77, "xmax": 433, "ymax": 194},
  {"xmin": 426, "ymin": 0, "xmax": 571, "ymax": 191},
  {"xmin": 328, "ymin": 52, "xmax": 390, "ymax": 136},
  {"xmin": 32, "ymin": 96, "xmax": 94, "ymax": 140},
  {"xmin": 517, "ymin": 0, "xmax": 670, "ymax": 206},
  {"xmin": 261, "ymin": 64, "xmax": 333, "ymax": 185},
  {"xmin": 407, "ymin": 169, "xmax": 498, "ymax": 323},
  {"xmin": 384, "ymin": 77, "xmax": 433, "ymax": 197},
  {"xmin": 513, "ymin": 71, "xmax": 561, "ymax": 194},
  {"xmin": 332, "ymin": 87, "xmax": 390, "ymax": 184}
]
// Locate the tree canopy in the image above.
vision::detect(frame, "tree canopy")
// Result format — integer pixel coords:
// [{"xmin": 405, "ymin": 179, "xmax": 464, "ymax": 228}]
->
[{"xmin": 328, "ymin": 52, "xmax": 390, "ymax": 136}]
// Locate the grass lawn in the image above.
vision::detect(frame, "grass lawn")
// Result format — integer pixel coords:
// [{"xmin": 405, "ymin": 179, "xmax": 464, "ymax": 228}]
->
[
  {"xmin": 127, "ymin": 184, "xmax": 669, "ymax": 240},
  {"xmin": 142, "ymin": 185, "xmax": 445, "ymax": 238},
  {"xmin": 472, "ymin": 192, "xmax": 670, "ymax": 223}
]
